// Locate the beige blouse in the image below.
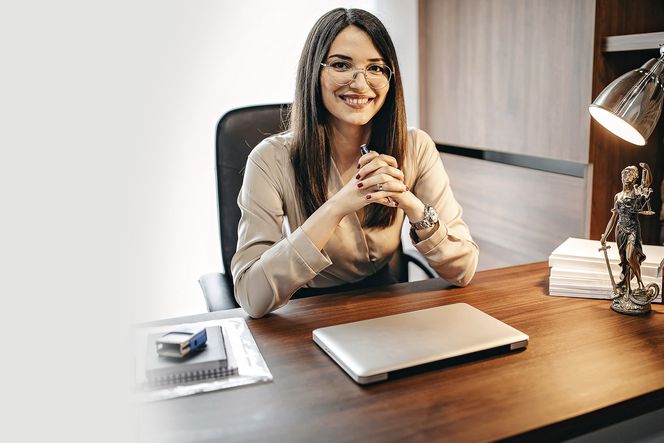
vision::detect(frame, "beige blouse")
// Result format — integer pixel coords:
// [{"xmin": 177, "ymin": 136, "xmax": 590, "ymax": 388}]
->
[{"xmin": 231, "ymin": 128, "xmax": 479, "ymax": 318}]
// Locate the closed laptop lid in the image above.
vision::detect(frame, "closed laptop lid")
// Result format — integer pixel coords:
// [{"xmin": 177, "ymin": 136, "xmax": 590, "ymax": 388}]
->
[{"xmin": 312, "ymin": 303, "xmax": 529, "ymax": 384}]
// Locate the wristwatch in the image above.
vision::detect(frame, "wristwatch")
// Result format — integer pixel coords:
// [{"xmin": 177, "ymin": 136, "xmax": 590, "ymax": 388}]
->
[{"xmin": 410, "ymin": 204, "xmax": 438, "ymax": 230}]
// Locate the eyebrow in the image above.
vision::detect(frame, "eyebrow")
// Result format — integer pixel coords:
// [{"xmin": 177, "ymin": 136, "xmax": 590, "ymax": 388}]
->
[{"xmin": 327, "ymin": 54, "xmax": 386, "ymax": 63}]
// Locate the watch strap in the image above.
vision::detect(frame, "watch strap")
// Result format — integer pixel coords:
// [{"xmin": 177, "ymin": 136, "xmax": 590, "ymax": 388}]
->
[{"xmin": 410, "ymin": 204, "xmax": 438, "ymax": 230}]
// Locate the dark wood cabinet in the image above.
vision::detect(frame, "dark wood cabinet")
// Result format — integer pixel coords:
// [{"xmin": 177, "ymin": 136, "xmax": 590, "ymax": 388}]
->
[{"xmin": 589, "ymin": 1, "xmax": 664, "ymax": 245}]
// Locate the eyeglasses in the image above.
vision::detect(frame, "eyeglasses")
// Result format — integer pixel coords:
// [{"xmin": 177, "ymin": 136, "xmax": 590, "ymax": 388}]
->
[{"xmin": 320, "ymin": 61, "xmax": 393, "ymax": 89}]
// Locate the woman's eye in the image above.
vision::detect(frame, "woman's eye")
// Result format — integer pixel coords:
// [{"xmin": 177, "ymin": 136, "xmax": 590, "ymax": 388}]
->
[
  {"xmin": 331, "ymin": 61, "xmax": 352, "ymax": 70},
  {"xmin": 367, "ymin": 64, "xmax": 386, "ymax": 73}
]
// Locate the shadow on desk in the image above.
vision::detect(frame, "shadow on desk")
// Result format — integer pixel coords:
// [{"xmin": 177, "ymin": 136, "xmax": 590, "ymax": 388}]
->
[{"xmin": 387, "ymin": 345, "xmax": 527, "ymax": 383}]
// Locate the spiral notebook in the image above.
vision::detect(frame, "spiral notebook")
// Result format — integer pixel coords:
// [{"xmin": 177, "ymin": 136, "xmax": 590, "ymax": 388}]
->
[{"xmin": 145, "ymin": 326, "xmax": 238, "ymax": 385}]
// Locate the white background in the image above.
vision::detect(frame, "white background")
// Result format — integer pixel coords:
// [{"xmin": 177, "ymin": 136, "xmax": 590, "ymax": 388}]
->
[{"xmin": 1, "ymin": 1, "xmax": 417, "ymax": 441}]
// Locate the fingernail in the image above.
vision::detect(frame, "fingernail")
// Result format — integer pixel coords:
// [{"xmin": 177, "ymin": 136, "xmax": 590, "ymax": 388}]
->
[
  {"xmin": 405, "ymin": 186, "xmax": 409, "ymax": 191},
  {"xmin": 357, "ymin": 163, "xmax": 361, "ymax": 169},
  {"xmin": 394, "ymin": 201, "xmax": 399, "ymax": 206},
  {"xmin": 355, "ymin": 174, "xmax": 360, "ymax": 179},
  {"xmin": 357, "ymin": 182, "xmax": 364, "ymax": 188},
  {"xmin": 366, "ymin": 195, "xmax": 372, "ymax": 199}
]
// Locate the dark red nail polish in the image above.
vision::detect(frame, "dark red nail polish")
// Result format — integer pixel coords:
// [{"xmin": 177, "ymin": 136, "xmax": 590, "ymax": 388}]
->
[
  {"xmin": 394, "ymin": 201, "xmax": 399, "ymax": 206},
  {"xmin": 366, "ymin": 195, "xmax": 372, "ymax": 199},
  {"xmin": 357, "ymin": 182, "xmax": 364, "ymax": 188},
  {"xmin": 355, "ymin": 174, "xmax": 360, "ymax": 179},
  {"xmin": 357, "ymin": 164, "xmax": 360, "ymax": 169}
]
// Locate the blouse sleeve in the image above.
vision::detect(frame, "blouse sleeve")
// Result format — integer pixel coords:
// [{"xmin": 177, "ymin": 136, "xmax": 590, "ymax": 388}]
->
[
  {"xmin": 409, "ymin": 129, "xmax": 479, "ymax": 286},
  {"xmin": 230, "ymin": 141, "xmax": 332, "ymax": 318}
]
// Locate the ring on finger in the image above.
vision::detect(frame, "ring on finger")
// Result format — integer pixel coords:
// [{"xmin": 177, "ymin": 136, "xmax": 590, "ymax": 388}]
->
[{"xmin": 377, "ymin": 183, "xmax": 384, "ymax": 191}]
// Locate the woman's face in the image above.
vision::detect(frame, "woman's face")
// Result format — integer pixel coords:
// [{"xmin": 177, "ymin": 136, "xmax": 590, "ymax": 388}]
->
[
  {"xmin": 320, "ymin": 25, "xmax": 390, "ymax": 131},
  {"xmin": 621, "ymin": 167, "xmax": 638, "ymax": 185}
]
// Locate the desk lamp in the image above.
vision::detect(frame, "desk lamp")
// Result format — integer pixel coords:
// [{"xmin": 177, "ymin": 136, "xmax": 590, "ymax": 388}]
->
[
  {"xmin": 589, "ymin": 45, "xmax": 664, "ymax": 145},
  {"xmin": 589, "ymin": 44, "xmax": 663, "ymax": 315}
]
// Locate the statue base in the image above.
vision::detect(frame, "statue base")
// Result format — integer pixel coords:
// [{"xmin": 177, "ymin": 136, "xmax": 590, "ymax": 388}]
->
[{"xmin": 610, "ymin": 284, "xmax": 660, "ymax": 315}]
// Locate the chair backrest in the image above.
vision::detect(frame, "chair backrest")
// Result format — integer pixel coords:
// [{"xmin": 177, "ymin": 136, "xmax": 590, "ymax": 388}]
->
[{"xmin": 216, "ymin": 104, "xmax": 290, "ymax": 282}]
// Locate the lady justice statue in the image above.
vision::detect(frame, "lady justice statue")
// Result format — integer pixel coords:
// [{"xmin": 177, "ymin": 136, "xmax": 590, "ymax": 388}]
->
[{"xmin": 599, "ymin": 163, "xmax": 660, "ymax": 315}]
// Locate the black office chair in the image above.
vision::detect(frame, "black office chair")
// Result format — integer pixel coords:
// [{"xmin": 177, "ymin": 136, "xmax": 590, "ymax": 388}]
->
[{"xmin": 199, "ymin": 104, "xmax": 435, "ymax": 312}]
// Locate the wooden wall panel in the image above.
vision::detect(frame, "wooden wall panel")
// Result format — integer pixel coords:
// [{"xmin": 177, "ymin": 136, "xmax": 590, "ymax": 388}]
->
[
  {"xmin": 441, "ymin": 153, "xmax": 588, "ymax": 270},
  {"xmin": 420, "ymin": 0, "xmax": 595, "ymax": 163}
]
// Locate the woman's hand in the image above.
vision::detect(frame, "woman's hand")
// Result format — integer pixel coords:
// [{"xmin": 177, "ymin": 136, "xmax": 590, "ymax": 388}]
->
[
  {"xmin": 320, "ymin": 150, "xmax": 405, "ymax": 217},
  {"xmin": 355, "ymin": 150, "xmax": 425, "ymax": 221},
  {"xmin": 355, "ymin": 150, "xmax": 407, "ymax": 207},
  {"xmin": 302, "ymin": 150, "xmax": 426, "ymax": 251}
]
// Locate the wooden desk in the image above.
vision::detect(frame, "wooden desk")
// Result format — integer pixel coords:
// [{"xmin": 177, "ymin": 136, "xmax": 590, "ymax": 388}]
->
[{"xmin": 138, "ymin": 262, "xmax": 664, "ymax": 442}]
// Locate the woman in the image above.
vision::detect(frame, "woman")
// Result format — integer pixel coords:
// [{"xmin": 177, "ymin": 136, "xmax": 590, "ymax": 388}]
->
[
  {"xmin": 600, "ymin": 164, "xmax": 652, "ymax": 294},
  {"xmin": 231, "ymin": 8, "xmax": 478, "ymax": 318}
]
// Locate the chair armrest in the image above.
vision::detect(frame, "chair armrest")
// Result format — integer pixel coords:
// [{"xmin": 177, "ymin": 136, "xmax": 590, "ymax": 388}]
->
[
  {"xmin": 403, "ymin": 253, "xmax": 437, "ymax": 279},
  {"xmin": 198, "ymin": 272, "xmax": 240, "ymax": 312}
]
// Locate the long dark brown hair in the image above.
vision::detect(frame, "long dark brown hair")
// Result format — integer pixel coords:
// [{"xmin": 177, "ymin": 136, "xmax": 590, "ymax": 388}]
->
[{"xmin": 289, "ymin": 8, "xmax": 407, "ymax": 228}]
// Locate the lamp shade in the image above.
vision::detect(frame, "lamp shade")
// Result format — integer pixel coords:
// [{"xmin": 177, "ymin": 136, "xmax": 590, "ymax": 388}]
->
[{"xmin": 589, "ymin": 50, "xmax": 664, "ymax": 146}]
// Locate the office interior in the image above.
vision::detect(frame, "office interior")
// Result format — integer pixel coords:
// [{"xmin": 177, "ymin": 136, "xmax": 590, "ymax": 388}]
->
[
  {"xmin": 4, "ymin": 1, "xmax": 661, "ymax": 442},
  {"xmin": 134, "ymin": 1, "xmax": 663, "ymax": 441},
  {"xmin": 124, "ymin": 0, "xmax": 663, "ymax": 323}
]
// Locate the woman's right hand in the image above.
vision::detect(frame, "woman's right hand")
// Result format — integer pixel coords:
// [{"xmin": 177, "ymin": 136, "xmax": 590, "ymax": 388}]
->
[
  {"xmin": 301, "ymin": 150, "xmax": 408, "ymax": 252},
  {"xmin": 326, "ymin": 151, "xmax": 408, "ymax": 217}
]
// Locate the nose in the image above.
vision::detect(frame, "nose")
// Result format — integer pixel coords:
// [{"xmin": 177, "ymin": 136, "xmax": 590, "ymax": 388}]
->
[{"xmin": 349, "ymin": 69, "xmax": 370, "ymax": 90}]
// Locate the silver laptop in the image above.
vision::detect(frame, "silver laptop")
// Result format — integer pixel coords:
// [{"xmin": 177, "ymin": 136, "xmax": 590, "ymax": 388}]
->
[{"xmin": 312, "ymin": 303, "xmax": 529, "ymax": 384}]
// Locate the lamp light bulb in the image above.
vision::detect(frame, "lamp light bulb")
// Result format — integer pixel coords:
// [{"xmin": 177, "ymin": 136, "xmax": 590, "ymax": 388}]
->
[{"xmin": 588, "ymin": 105, "xmax": 646, "ymax": 146}]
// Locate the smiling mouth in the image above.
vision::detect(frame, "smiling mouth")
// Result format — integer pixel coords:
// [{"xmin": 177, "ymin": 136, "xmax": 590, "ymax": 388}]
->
[{"xmin": 340, "ymin": 95, "xmax": 375, "ymax": 106}]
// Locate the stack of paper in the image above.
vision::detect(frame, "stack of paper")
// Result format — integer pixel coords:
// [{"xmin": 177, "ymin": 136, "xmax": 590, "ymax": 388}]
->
[{"xmin": 548, "ymin": 237, "xmax": 663, "ymax": 302}]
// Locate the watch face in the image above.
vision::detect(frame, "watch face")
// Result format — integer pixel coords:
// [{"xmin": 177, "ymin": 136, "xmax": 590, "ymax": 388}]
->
[
  {"xmin": 426, "ymin": 206, "xmax": 437, "ymax": 221},
  {"xmin": 429, "ymin": 207, "xmax": 439, "ymax": 224},
  {"xmin": 412, "ymin": 205, "xmax": 438, "ymax": 230}
]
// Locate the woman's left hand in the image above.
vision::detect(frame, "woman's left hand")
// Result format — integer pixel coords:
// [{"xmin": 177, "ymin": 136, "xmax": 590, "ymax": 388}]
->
[{"xmin": 357, "ymin": 150, "xmax": 421, "ymax": 216}]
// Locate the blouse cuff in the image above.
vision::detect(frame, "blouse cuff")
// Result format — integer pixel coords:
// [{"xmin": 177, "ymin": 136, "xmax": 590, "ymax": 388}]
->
[
  {"xmin": 288, "ymin": 227, "xmax": 332, "ymax": 274},
  {"xmin": 413, "ymin": 222, "xmax": 449, "ymax": 255}
]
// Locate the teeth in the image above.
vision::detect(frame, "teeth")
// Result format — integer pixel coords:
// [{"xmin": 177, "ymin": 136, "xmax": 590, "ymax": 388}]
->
[{"xmin": 342, "ymin": 97, "xmax": 370, "ymax": 104}]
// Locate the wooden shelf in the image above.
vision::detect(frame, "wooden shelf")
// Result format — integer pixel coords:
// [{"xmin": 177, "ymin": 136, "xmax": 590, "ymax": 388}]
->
[{"xmin": 603, "ymin": 31, "xmax": 664, "ymax": 52}]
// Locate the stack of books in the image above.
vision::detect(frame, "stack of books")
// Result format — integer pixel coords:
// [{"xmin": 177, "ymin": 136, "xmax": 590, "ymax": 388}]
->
[{"xmin": 548, "ymin": 237, "xmax": 663, "ymax": 302}]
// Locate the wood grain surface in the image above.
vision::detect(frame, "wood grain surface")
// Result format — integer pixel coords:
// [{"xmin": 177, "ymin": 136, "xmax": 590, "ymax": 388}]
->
[
  {"xmin": 419, "ymin": 0, "xmax": 595, "ymax": 163},
  {"xmin": 441, "ymin": 153, "xmax": 588, "ymax": 270},
  {"xmin": 139, "ymin": 262, "xmax": 664, "ymax": 442},
  {"xmin": 604, "ymin": 31, "xmax": 664, "ymax": 52}
]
